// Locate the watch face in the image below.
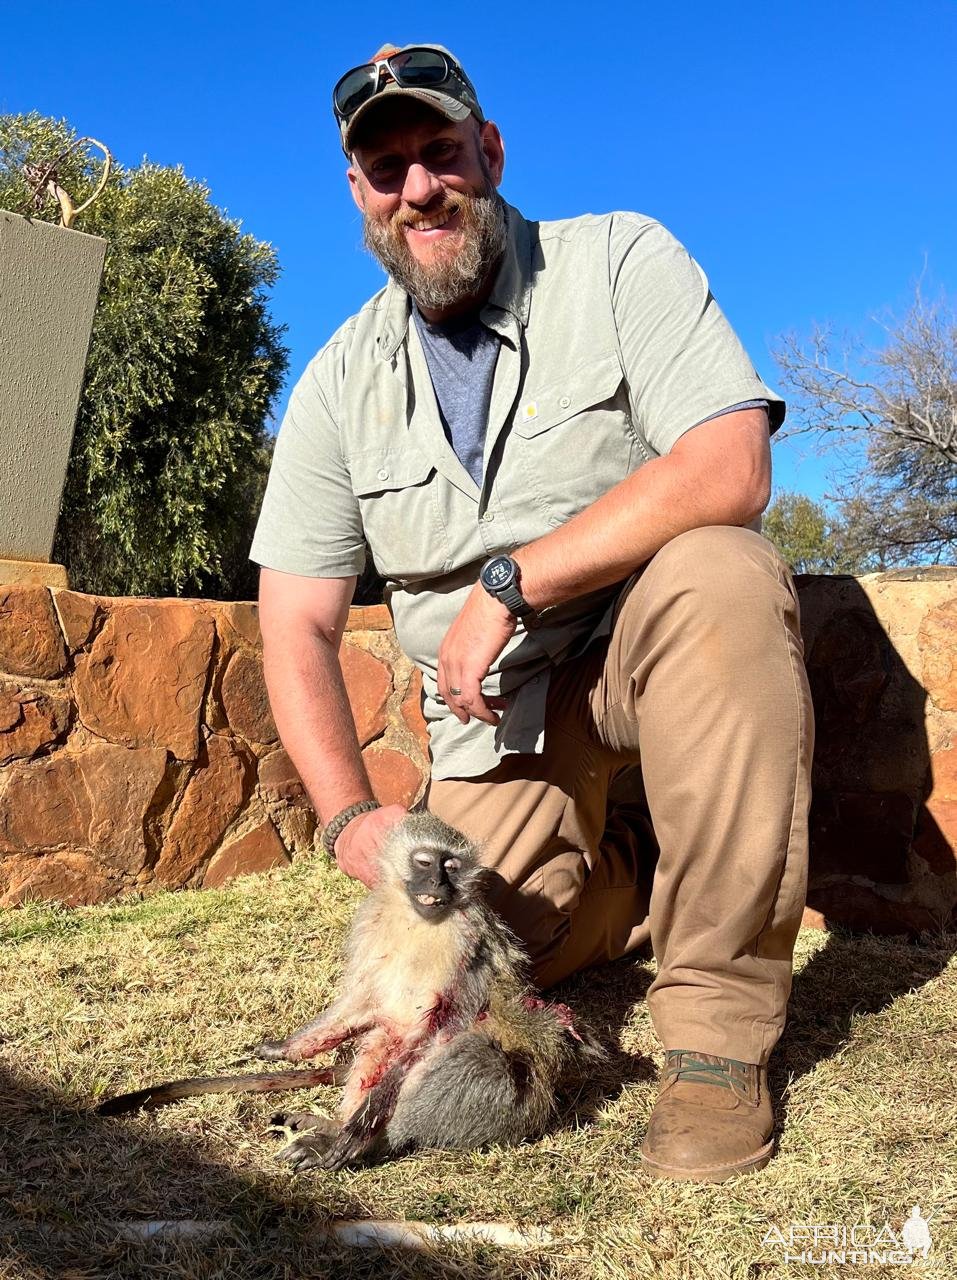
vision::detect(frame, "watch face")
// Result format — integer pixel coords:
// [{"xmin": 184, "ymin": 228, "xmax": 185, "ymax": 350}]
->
[{"xmin": 482, "ymin": 555, "xmax": 514, "ymax": 591}]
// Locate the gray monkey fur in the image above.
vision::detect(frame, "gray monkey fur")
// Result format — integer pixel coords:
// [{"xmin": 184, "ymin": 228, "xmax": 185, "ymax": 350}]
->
[{"xmin": 99, "ymin": 813, "xmax": 604, "ymax": 1170}]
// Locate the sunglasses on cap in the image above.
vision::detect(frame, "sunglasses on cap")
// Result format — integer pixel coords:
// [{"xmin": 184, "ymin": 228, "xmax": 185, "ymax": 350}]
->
[{"xmin": 333, "ymin": 46, "xmax": 476, "ymax": 122}]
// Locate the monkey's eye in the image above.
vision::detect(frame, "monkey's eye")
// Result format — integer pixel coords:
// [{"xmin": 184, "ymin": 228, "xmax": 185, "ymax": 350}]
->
[
  {"xmin": 443, "ymin": 858, "xmax": 461, "ymax": 872},
  {"xmin": 412, "ymin": 852, "xmax": 433, "ymax": 869}
]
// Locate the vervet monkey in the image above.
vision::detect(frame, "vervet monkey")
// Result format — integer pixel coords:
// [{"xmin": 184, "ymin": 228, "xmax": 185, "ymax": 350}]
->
[{"xmin": 99, "ymin": 814, "xmax": 603, "ymax": 1170}]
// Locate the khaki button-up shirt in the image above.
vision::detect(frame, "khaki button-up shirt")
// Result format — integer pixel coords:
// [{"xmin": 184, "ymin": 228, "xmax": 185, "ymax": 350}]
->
[{"xmin": 250, "ymin": 204, "xmax": 785, "ymax": 779}]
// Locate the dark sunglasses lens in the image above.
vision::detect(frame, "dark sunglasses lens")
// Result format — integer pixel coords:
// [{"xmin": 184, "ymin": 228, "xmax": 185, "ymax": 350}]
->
[
  {"xmin": 335, "ymin": 66, "xmax": 377, "ymax": 117},
  {"xmin": 391, "ymin": 49, "xmax": 449, "ymax": 86}
]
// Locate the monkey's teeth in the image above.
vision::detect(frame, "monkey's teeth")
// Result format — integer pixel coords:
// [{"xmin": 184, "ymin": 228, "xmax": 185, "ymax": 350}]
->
[{"xmin": 416, "ymin": 894, "xmax": 439, "ymax": 905}]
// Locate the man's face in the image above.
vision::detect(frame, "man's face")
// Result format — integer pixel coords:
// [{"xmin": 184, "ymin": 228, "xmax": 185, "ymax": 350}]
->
[{"xmin": 347, "ymin": 102, "xmax": 507, "ymax": 313}]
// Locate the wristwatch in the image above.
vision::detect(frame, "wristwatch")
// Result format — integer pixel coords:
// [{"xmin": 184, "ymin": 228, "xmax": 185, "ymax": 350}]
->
[{"xmin": 479, "ymin": 554, "xmax": 542, "ymax": 627}]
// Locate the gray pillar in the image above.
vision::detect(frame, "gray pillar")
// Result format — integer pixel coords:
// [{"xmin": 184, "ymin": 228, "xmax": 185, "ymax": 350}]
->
[{"xmin": 0, "ymin": 210, "xmax": 107, "ymax": 586}]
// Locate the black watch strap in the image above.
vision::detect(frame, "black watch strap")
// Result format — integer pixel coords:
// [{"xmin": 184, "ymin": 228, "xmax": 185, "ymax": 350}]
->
[{"xmin": 498, "ymin": 582, "xmax": 534, "ymax": 617}]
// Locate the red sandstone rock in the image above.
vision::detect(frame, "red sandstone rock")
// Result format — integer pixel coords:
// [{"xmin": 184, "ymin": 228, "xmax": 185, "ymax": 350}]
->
[
  {"xmin": 282, "ymin": 807, "xmax": 317, "ymax": 851},
  {"xmin": 73, "ymin": 602, "xmax": 215, "ymax": 760},
  {"xmin": 347, "ymin": 604, "xmax": 394, "ymax": 631},
  {"xmin": 259, "ymin": 749, "xmax": 308, "ymax": 804},
  {"xmin": 0, "ymin": 685, "xmax": 71, "ymax": 765},
  {"xmin": 805, "ymin": 607, "xmax": 889, "ymax": 732},
  {"xmin": 217, "ymin": 601, "xmax": 262, "ymax": 649},
  {"xmin": 0, "ymin": 687, "xmax": 19, "ymax": 732},
  {"xmin": 806, "ymin": 881, "xmax": 947, "ymax": 935},
  {"xmin": 0, "ymin": 586, "xmax": 67, "ymax": 678},
  {"xmin": 400, "ymin": 667, "xmax": 431, "ymax": 759},
  {"xmin": 341, "ymin": 642, "xmax": 391, "ymax": 747},
  {"xmin": 918, "ymin": 598, "xmax": 957, "ymax": 712},
  {"xmin": 0, "ymin": 853, "xmax": 36, "ymax": 895},
  {"xmin": 0, "ymin": 744, "xmax": 166, "ymax": 873},
  {"xmin": 362, "ymin": 746, "xmax": 423, "ymax": 809},
  {"xmin": 221, "ymin": 650, "xmax": 277, "ymax": 744},
  {"xmin": 153, "ymin": 734, "xmax": 253, "ymax": 888},
  {"xmin": 202, "ymin": 819, "xmax": 290, "ymax": 888},
  {"xmin": 809, "ymin": 790, "xmax": 915, "ymax": 885},
  {"xmin": 51, "ymin": 591, "xmax": 104, "ymax": 652},
  {"xmin": 801, "ymin": 906, "xmax": 827, "ymax": 930},
  {"xmin": 912, "ymin": 795, "xmax": 957, "ymax": 877},
  {"xmin": 929, "ymin": 745, "xmax": 957, "ymax": 802},
  {"xmin": 0, "ymin": 850, "xmax": 118, "ymax": 906}
]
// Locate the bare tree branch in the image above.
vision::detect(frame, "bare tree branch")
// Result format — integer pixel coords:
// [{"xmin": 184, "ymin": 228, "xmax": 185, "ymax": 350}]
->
[{"xmin": 773, "ymin": 287, "xmax": 957, "ymax": 566}]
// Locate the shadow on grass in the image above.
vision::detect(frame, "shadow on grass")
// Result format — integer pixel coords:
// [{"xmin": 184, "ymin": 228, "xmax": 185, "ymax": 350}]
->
[
  {"xmin": 0, "ymin": 1064, "xmax": 562, "ymax": 1279},
  {"xmin": 772, "ymin": 924, "xmax": 957, "ymax": 1132}
]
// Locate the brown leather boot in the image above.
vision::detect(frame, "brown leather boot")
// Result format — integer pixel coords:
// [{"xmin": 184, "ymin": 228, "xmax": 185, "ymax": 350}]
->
[{"xmin": 640, "ymin": 1050, "xmax": 775, "ymax": 1182}]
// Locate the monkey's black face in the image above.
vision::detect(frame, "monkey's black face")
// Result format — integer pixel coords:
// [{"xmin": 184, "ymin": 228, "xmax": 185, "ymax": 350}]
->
[{"xmin": 406, "ymin": 847, "xmax": 465, "ymax": 921}]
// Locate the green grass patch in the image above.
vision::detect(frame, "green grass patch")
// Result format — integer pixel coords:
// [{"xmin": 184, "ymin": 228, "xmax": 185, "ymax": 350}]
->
[{"xmin": 1, "ymin": 855, "xmax": 955, "ymax": 1278}]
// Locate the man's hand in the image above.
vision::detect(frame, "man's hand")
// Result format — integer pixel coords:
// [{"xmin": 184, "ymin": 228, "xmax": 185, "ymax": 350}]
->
[
  {"xmin": 334, "ymin": 803, "xmax": 408, "ymax": 887},
  {"xmin": 437, "ymin": 583, "xmax": 516, "ymax": 725}
]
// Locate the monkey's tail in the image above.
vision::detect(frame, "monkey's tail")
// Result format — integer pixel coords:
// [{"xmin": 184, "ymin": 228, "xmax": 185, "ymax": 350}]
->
[{"xmin": 96, "ymin": 1065, "xmax": 350, "ymax": 1116}]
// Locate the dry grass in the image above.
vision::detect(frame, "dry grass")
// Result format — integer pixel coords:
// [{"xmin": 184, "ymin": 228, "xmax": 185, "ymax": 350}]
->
[{"xmin": 1, "ymin": 853, "xmax": 955, "ymax": 1279}]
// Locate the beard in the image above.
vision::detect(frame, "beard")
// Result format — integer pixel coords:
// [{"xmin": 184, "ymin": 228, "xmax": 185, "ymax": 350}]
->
[{"xmin": 361, "ymin": 183, "xmax": 508, "ymax": 310}]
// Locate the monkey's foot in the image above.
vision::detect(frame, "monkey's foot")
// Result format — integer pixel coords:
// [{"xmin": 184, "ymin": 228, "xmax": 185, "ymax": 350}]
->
[
  {"xmin": 272, "ymin": 1113, "xmax": 341, "ymax": 1172},
  {"xmin": 270, "ymin": 1110, "xmax": 338, "ymax": 1136}
]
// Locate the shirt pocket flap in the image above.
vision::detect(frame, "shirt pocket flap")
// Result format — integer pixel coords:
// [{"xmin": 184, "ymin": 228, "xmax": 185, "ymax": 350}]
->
[
  {"xmin": 349, "ymin": 449, "xmax": 435, "ymax": 496},
  {"xmin": 514, "ymin": 355, "xmax": 624, "ymax": 438}
]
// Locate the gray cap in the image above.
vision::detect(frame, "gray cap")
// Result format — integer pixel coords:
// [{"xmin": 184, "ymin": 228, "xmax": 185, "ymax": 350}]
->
[{"xmin": 336, "ymin": 43, "xmax": 485, "ymax": 154}]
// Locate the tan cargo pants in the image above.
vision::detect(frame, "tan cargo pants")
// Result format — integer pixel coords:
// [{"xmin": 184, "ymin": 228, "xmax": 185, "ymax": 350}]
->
[{"xmin": 427, "ymin": 526, "xmax": 814, "ymax": 1066}]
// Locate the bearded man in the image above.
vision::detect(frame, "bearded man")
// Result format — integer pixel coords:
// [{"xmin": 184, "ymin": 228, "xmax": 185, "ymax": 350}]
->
[{"xmin": 250, "ymin": 43, "xmax": 814, "ymax": 1183}]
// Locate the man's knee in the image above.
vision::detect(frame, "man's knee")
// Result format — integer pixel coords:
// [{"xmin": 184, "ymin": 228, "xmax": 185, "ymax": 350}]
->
[
  {"xmin": 653, "ymin": 524, "xmax": 782, "ymax": 582},
  {"xmin": 635, "ymin": 524, "xmax": 792, "ymax": 630}
]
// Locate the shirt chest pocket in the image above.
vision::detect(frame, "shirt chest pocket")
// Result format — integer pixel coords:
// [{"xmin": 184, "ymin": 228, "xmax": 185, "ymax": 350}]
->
[
  {"xmin": 509, "ymin": 355, "xmax": 638, "ymax": 527},
  {"xmin": 348, "ymin": 448, "xmax": 451, "ymax": 582}
]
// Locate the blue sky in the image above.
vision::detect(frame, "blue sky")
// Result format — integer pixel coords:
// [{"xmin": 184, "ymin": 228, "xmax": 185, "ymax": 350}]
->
[{"xmin": 4, "ymin": 0, "xmax": 955, "ymax": 501}]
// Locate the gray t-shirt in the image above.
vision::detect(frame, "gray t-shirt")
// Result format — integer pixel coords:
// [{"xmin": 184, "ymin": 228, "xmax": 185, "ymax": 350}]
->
[
  {"xmin": 411, "ymin": 305, "xmax": 501, "ymax": 486},
  {"xmin": 414, "ymin": 300, "xmax": 765, "ymax": 486}
]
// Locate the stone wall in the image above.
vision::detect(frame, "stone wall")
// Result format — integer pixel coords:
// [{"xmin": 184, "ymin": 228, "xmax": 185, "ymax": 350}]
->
[
  {"xmin": 0, "ymin": 589, "xmax": 427, "ymax": 906},
  {"xmin": 0, "ymin": 572, "xmax": 955, "ymax": 933},
  {"xmin": 797, "ymin": 568, "xmax": 957, "ymax": 933}
]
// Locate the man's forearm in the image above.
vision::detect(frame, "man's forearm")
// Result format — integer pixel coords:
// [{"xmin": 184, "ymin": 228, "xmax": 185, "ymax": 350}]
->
[
  {"xmin": 513, "ymin": 410, "xmax": 770, "ymax": 610},
  {"xmin": 262, "ymin": 627, "xmax": 372, "ymax": 825}
]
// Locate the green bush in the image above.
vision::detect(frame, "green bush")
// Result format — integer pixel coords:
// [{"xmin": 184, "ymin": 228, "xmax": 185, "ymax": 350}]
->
[{"xmin": 0, "ymin": 113, "xmax": 289, "ymax": 598}]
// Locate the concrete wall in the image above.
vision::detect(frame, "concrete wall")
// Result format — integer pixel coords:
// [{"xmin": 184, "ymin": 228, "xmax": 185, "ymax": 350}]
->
[{"xmin": 0, "ymin": 211, "xmax": 106, "ymax": 565}]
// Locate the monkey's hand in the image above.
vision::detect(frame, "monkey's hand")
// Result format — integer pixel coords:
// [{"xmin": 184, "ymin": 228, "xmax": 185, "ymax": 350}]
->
[{"xmin": 250, "ymin": 1002, "xmax": 373, "ymax": 1062}]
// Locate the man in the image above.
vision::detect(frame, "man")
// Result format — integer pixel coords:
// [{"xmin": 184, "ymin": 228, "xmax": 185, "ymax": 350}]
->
[{"xmin": 250, "ymin": 43, "xmax": 814, "ymax": 1183}]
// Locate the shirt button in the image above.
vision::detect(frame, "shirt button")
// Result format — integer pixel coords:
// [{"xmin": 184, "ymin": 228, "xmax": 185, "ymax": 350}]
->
[
  {"xmin": 377, "ymin": 467, "xmax": 389, "ymax": 481},
  {"xmin": 482, "ymin": 511, "xmax": 495, "ymax": 522},
  {"xmin": 559, "ymin": 395, "xmax": 571, "ymax": 408}
]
